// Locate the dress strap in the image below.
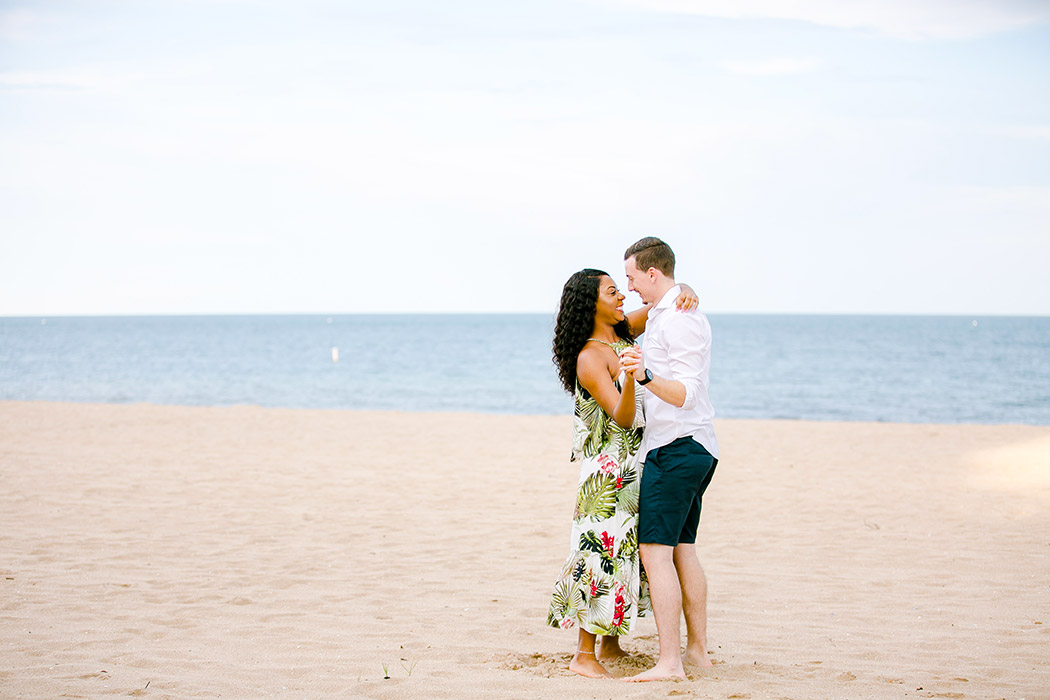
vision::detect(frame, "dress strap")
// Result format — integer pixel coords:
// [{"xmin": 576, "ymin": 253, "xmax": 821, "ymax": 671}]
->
[{"xmin": 586, "ymin": 337, "xmax": 618, "ymax": 349}]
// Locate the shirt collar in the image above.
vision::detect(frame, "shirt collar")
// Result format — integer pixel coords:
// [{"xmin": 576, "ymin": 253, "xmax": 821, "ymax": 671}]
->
[{"xmin": 651, "ymin": 284, "xmax": 682, "ymax": 314}]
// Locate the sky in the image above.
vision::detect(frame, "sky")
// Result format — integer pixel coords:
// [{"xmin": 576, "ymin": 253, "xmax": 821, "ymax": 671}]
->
[{"xmin": 2, "ymin": 0, "xmax": 1049, "ymax": 316}]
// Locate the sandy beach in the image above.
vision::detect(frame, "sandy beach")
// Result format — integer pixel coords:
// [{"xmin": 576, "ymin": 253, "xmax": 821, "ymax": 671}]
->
[{"xmin": 1, "ymin": 401, "xmax": 1048, "ymax": 699}]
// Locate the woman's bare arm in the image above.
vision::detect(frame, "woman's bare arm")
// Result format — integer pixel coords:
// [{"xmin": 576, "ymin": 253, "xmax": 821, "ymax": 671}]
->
[{"xmin": 577, "ymin": 346, "xmax": 636, "ymax": 429}]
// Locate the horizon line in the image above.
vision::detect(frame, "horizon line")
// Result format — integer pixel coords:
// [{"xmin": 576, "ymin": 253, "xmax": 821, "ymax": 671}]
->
[{"xmin": 3, "ymin": 310, "xmax": 1048, "ymax": 319}]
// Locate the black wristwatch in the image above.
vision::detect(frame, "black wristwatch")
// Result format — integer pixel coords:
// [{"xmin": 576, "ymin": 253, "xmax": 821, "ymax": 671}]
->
[{"xmin": 637, "ymin": 369, "xmax": 653, "ymax": 386}]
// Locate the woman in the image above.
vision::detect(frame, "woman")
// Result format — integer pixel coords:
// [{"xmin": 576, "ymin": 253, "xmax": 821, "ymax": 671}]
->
[{"xmin": 546, "ymin": 269, "xmax": 696, "ymax": 678}]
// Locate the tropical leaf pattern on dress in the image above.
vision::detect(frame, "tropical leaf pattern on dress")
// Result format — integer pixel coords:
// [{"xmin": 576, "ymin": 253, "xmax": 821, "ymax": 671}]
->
[
  {"xmin": 574, "ymin": 473, "xmax": 618, "ymax": 521},
  {"xmin": 587, "ymin": 597, "xmax": 609, "ymax": 626},
  {"xmin": 586, "ymin": 571, "xmax": 612, "ymax": 600},
  {"xmin": 617, "ymin": 478, "xmax": 641, "ymax": 518},
  {"xmin": 578, "ymin": 530, "xmax": 604, "ymax": 555},
  {"xmin": 574, "ymin": 385, "xmax": 611, "ymax": 459},
  {"xmin": 547, "ymin": 578, "xmax": 586, "ymax": 628},
  {"xmin": 617, "ymin": 463, "xmax": 639, "ymax": 488},
  {"xmin": 617, "ymin": 527, "xmax": 638, "ymax": 559},
  {"xmin": 615, "ymin": 422, "xmax": 644, "ymax": 463},
  {"xmin": 548, "ymin": 338, "xmax": 650, "ymax": 636},
  {"xmin": 557, "ymin": 550, "xmax": 586, "ymax": 582},
  {"xmin": 578, "ymin": 532, "xmax": 615, "ymax": 575},
  {"xmin": 571, "ymin": 557, "xmax": 587, "ymax": 582}
]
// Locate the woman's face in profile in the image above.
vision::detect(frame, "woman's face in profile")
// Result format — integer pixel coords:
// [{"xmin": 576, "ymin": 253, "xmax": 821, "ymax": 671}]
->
[{"xmin": 594, "ymin": 275, "xmax": 625, "ymax": 325}]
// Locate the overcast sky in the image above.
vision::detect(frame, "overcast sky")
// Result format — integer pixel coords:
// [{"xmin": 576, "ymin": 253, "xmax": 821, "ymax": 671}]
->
[{"xmin": 2, "ymin": 0, "xmax": 1048, "ymax": 316}]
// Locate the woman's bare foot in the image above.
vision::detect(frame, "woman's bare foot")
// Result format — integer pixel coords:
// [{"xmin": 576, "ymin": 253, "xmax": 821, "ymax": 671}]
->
[
  {"xmin": 683, "ymin": 648, "xmax": 713, "ymax": 667},
  {"xmin": 597, "ymin": 636, "xmax": 629, "ymax": 661},
  {"xmin": 569, "ymin": 653, "xmax": 614, "ymax": 679},
  {"xmin": 623, "ymin": 661, "xmax": 686, "ymax": 682}
]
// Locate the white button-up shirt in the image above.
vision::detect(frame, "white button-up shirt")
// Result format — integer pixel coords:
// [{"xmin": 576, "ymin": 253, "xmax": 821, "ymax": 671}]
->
[{"xmin": 639, "ymin": 285, "xmax": 719, "ymax": 459}]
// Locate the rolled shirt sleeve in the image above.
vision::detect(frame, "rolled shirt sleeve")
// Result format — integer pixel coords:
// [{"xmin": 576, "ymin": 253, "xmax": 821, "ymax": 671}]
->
[
  {"xmin": 663, "ymin": 313, "xmax": 709, "ymax": 411},
  {"xmin": 639, "ymin": 284, "xmax": 718, "ymax": 459}
]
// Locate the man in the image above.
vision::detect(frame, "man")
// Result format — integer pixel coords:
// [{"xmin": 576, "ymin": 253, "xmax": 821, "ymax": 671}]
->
[{"xmin": 619, "ymin": 236, "xmax": 719, "ymax": 682}]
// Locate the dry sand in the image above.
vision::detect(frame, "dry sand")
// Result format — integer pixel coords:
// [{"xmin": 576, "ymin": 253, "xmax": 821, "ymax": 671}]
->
[{"xmin": 1, "ymin": 401, "xmax": 1048, "ymax": 699}]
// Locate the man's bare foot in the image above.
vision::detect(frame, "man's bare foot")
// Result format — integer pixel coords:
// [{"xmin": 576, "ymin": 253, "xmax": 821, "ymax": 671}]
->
[
  {"xmin": 623, "ymin": 662, "xmax": 686, "ymax": 682},
  {"xmin": 683, "ymin": 648, "xmax": 713, "ymax": 667},
  {"xmin": 597, "ymin": 638, "xmax": 629, "ymax": 661},
  {"xmin": 569, "ymin": 653, "xmax": 614, "ymax": 679}
]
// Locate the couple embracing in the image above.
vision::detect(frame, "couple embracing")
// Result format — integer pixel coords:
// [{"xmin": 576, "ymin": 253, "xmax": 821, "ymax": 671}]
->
[{"xmin": 547, "ymin": 237, "xmax": 719, "ymax": 682}]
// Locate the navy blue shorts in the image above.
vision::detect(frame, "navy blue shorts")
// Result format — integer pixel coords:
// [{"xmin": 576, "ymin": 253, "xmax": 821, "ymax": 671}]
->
[{"xmin": 638, "ymin": 437, "xmax": 717, "ymax": 546}]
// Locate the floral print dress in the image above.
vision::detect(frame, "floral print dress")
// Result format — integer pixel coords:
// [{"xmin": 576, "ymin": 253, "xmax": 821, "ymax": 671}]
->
[{"xmin": 547, "ymin": 339, "xmax": 651, "ymax": 636}]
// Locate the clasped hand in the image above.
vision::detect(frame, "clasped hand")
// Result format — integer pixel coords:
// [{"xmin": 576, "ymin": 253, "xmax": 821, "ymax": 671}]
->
[{"xmin": 619, "ymin": 346, "xmax": 645, "ymax": 380}]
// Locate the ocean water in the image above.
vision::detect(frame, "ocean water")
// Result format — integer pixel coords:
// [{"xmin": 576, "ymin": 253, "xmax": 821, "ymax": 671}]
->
[{"xmin": 1, "ymin": 314, "xmax": 1048, "ymax": 424}]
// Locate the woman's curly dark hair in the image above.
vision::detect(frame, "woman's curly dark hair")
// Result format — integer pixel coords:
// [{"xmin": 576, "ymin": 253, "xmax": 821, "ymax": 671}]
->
[{"xmin": 552, "ymin": 268, "xmax": 634, "ymax": 393}]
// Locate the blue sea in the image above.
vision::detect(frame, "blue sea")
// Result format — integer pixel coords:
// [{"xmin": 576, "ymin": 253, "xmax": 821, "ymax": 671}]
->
[{"xmin": 1, "ymin": 314, "xmax": 1048, "ymax": 424}]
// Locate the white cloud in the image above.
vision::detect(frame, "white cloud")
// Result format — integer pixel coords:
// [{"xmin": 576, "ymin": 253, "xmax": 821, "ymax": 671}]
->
[
  {"xmin": 721, "ymin": 57, "xmax": 820, "ymax": 76},
  {"xmin": 600, "ymin": 0, "xmax": 1050, "ymax": 39}
]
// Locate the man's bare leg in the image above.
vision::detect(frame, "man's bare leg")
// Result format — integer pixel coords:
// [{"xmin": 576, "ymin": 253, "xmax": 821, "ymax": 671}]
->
[
  {"xmin": 625, "ymin": 543, "xmax": 686, "ymax": 681},
  {"xmin": 598, "ymin": 635, "xmax": 629, "ymax": 661},
  {"xmin": 569, "ymin": 629, "xmax": 613, "ymax": 678},
  {"xmin": 674, "ymin": 543, "xmax": 712, "ymax": 667}
]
